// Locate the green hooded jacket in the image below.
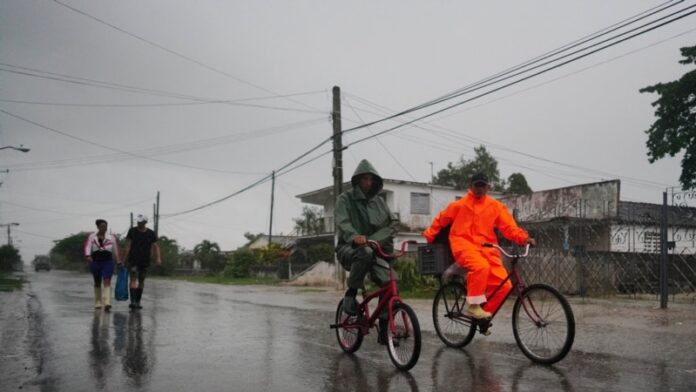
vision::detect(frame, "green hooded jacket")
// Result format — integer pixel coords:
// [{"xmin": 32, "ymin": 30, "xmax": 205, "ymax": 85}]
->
[{"xmin": 335, "ymin": 159, "xmax": 399, "ymax": 254}]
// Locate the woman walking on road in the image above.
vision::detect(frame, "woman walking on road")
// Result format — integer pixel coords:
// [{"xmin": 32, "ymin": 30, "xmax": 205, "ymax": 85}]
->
[{"xmin": 83, "ymin": 219, "xmax": 122, "ymax": 312}]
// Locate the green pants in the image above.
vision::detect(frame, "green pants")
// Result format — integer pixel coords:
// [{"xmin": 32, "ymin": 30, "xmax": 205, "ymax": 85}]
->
[{"xmin": 336, "ymin": 245, "xmax": 391, "ymax": 290}]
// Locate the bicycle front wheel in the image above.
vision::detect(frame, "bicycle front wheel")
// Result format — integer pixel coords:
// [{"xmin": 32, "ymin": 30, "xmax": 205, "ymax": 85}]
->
[
  {"xmin": 386, "ymin": 303, "xmax": 421, "ymax": 371},
  {"xmin": 512, "ymin": 283, "xmax": 575, "ymax": 364},
  {"xmin": 432, "ymin": 281, "xmax": 476, "ymax": 348},
  {"xmin": 335, "ymin": 299, "xmax": 363, "ymax": 353}
]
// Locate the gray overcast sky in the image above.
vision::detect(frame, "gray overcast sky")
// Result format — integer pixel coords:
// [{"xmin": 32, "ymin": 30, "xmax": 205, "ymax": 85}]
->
[{"xmin": 1, "ymin": 0, "xmax": 694, "ymax": 260}]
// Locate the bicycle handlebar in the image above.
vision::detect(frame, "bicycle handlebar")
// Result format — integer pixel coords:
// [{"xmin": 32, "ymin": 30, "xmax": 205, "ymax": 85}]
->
[
  {"xmin": 482, "ymin": 242, "xmax": 531, "ymax": 258},
  {"xmin": 367, "ymin": 240, "xmax": 416, "ymax": 259}
]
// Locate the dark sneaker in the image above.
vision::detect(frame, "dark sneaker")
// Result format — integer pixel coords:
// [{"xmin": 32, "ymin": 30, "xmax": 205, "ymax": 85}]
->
[
  {"xmin": 104, "ymin": 305, "xmax": 112, "ymax": 312},
  {"xmin": 135, "ymin": 303, "xmax": 143, "ymax": 309},
  {"xmin": 129, "ymin": 303, "xmax": 136, "ymax": 309},
  {"xmin": 342, "ymin": 296, "xmax": 358, "ymax": 315}
]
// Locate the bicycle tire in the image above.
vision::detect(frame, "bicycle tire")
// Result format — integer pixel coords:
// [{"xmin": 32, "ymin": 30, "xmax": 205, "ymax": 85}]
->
[
  {"xmin": 335, "ymin": 299, "xmax": 363, "ymax": 353},
  {"xmin": 432, "ymin": 281, "xmax": 476, "ymax": 348},
  {"xmin": 512, "ymin": 283, "xmax": 575, "ymax": 364},
  {"xmin": 386, "ymin": 303, "xmax": 421, "ymax": 371}
]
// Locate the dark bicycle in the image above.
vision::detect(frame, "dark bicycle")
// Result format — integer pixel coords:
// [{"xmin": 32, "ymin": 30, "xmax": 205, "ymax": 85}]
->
[
  {"xmin": 330, "ymin": 240, "xmax": 422, "ymax": 371},
  {"xmin": 431, "ymin": 243, "xmax": 575, "ymax": 364}
]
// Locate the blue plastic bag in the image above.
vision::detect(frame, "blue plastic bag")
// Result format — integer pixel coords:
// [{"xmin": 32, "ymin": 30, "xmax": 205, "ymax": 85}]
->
[{"xmin": 115, "ymin": 265, "xmax": 129, "ymax": 301}]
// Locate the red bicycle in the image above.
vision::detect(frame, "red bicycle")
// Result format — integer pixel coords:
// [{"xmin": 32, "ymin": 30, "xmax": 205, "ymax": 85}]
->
[
  {"xmin": 432, "ymin": 243, "xmax": 575, "ymax": 364},
  {"xmin": 330, "ymin": 240, "xmax": 422, "ymax": 371}
]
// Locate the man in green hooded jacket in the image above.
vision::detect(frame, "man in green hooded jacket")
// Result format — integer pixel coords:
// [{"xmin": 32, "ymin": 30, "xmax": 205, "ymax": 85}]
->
[{"xmin": 335, "ymin": 160, "xmax": 399, "ymax": 334}]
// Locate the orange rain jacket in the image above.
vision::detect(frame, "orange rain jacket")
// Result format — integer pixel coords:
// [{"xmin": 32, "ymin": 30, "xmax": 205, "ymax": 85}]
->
[{"xmin": 423, "ymin": 190, "xmax": 529, "ymax": 263}]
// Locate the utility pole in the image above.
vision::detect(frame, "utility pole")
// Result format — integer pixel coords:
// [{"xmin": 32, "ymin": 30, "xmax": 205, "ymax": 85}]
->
[
  {"xmin": 660, "ymin": 191, "xmax": 669, "ymax": 309},
  {"xmin": 269, "ymin": 170, "xmax": 275, "ymax": 247},
  {"xmin": 155, "ymin": 191, "xmax": 160, "ymax": 237},
  {"xmin": 332, "ymin": 86, "xmax": 344, "ymax": 288},
  {"xmin": 0, "ymin": 223, "xmax": 19, "ymax": 246}
]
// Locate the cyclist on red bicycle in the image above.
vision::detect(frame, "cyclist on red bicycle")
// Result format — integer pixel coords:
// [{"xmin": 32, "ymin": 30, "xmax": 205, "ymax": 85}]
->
[
  {"xmin": 424, "ymin": 173, "xmax": 535, "ymax": 320},
  {"xmin": 335, "ymin": 159, "xmax": 399, "ymax": 341}
]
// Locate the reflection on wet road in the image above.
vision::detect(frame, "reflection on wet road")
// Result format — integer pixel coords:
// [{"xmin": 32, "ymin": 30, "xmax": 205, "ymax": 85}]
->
[{"xmin": 2, "ymin": 270, "xmax": 694, "ymax": 392}]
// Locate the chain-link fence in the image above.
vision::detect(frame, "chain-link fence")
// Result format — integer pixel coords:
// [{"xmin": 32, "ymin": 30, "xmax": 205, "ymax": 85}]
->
[{"xmin": 512, "ymin": 193, "xmax": 696, "ymax": 303}]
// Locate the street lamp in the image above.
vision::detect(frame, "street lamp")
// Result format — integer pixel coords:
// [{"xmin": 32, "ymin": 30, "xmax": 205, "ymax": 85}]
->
[{"xmin": 0, "ymin": 145, "xmax": 30, "ymax": 153}]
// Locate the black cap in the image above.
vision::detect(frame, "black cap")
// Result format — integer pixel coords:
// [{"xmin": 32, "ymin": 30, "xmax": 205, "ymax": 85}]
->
[{"xmin": 470, "ymin": 173, "xmax": 489, "ymax": 185}]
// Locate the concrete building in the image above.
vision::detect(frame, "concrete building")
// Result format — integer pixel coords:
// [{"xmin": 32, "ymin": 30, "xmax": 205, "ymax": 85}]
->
[{"xmin": 295, "ymin": 179, "xmax": 468, "ymax": 245}]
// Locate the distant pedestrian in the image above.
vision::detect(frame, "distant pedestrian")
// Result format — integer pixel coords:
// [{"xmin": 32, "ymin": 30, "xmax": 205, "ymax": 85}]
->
[
  {"xmin": 83, "ymin": 219, "xmax": 122, "ymax": 312},
  {"xmin": 123, "ymin": 214, "xmax": 161, "ymax": 310}
]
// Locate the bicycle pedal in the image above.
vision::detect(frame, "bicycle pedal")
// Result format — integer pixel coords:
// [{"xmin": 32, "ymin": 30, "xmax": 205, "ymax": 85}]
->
[{"xmin": 477, "ymin": 320, "xmax": 492, "ymax": 336}]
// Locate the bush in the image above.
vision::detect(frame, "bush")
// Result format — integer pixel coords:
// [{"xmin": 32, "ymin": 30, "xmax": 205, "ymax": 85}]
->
[
  {"xmin": 307, "ymin": 243, "xmax": 334, "ymax": 263},
  {"xmin": 252, "ymin": 243, "xmax": 289, "ymax": 265},
  {"xmin": 224, "ymin": 248, "xmax": 256, "ymax": 278},
  {"xmin": 393, "ymin": 254, "xmax": 437, "ymax": 291},
  {"xmin": 0, "ymin": 245, "xmax": 21, "ymax": 271}
]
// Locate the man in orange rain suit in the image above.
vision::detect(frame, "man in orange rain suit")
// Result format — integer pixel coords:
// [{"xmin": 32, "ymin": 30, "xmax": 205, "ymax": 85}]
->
[{"xmin": 423, "ymin": 173, "xmax": 536, "ymax": 319}]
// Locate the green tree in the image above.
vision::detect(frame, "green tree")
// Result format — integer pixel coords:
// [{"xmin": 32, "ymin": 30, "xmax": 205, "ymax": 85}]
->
[
  {"xmin": 505, "ymin": 172, "xmax": 533, "ymax": 196},
  {"xmin": 50, "ymin": 232, "xmax": 90, "ymax": 270},
  {"xmin": 293, "ymin": 206, "xmax": 325, "ymax": 235},
  {"xmin": 432, "ymin": 145, "xmax": 503, "ymax": 190},
  {"xmin": 150, "ymin": 236, "xmax": 179, "ymax": 276},
  {"xmin": 194, "ymin": 240, "xmax": 225, "ymax": 273},
  {"xmin": 0, "ymin": 244, "xmax": 21, "ymax": 271},
  {"xmin": 243, "ymin": 232, "xmax": 263, "ymax": 243},
  {"xmin": 640, "ymin": 45, "xmax": 696, "ymax": 189}
]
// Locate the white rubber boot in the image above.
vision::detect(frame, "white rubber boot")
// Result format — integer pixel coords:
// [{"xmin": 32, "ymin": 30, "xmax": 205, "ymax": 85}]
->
[{"xmin": 94, "ymin": 287, "xmax": 102, "ymax": 309}]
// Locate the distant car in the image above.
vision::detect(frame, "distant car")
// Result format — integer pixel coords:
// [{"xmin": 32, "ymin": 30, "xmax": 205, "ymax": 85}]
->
[{"xmin": 33, "ymin": 256, "xmax": 51, "ymax": 272}]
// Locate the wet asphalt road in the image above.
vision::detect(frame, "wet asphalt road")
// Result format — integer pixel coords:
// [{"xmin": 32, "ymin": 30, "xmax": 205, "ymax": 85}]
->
[{"xmin": 2, "ymin": 270, "xmax": 696, "ymax": 392}]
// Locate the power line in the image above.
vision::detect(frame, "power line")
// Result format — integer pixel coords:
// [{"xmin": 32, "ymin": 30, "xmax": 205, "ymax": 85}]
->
[
  {"xmin": 3, "ymin": 115, "xmax": 325, "ymax": 173},
  {"xmin": 343, "ymin": 6, "xmax": 696, "ymax": 149},
  {"xmin": 345, "ymin": 93, "xmax": 674, "ymax": 189},
  {"xmin": 0, "ymin": 64, "xmax": 327, "ymax": 114},
  {"xmin": 402, "ymin": 0, "xmax": 688, "ymax": 116},
  {"xmin": 51, "ymin": 0, "xmax": 323, "ymax": 113},
  {"xmin": 159, "ymin": 4, "xmax": 696, "ymax": 216},
  {"xmin": 339, "ymin": 1, "xmax": 693, "ymax": 137},
  {"xmin": 0, "ymin": 107, "xmax": 328, "ymax": 174}
]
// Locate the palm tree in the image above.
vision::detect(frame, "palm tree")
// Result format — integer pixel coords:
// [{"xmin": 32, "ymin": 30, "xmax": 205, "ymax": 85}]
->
[{"xmin": 193, "ymin": 240, "xmax": 223, "ymax": 272}]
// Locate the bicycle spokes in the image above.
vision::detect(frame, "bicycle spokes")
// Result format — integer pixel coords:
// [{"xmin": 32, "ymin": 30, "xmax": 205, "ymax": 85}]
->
[
  {"xmin": 387, "ymin": 303, "xmax": 421, "ymax": 371},
  {"xmin": 513, "ymin": 284, "xmax": 575, "ymax": 364}
]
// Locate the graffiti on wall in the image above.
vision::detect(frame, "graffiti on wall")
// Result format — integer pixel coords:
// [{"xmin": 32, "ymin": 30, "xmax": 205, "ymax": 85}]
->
[{"xmin": 504, "ymin": 180, "xmax": 620, "ymax": 222}]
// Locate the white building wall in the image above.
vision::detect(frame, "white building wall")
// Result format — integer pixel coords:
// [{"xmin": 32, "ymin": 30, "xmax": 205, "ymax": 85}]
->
[
  {"xmin": 304, "ymin": 181, "xmax": 462, "ymax": 234},
  {"xmin": 383, "ymin": 183, "xmax": 463, "ymax": 231},
  {"xmin": 610, "ymin": 224, "xmax": 696, "ymax": 253}
]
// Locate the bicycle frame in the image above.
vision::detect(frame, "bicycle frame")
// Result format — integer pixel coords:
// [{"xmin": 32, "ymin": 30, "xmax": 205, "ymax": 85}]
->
[
  {"xmin": 441, "ymin": 243, "xmax": 541, "ymax": 324},
  {"xmin": 336, "ymin": 240, "xmax": 415, "ymax": 336},
  {"xmin": 355, "ymin": 276, "xmax": 400, "ymax": 335},
  {"xmin": 477, "ymin": 255, "xmax": 527, "ymax": 319}
]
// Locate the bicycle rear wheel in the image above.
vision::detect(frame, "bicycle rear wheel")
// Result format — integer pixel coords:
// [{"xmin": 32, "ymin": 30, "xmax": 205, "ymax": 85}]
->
[
  {"xmin": 432, "ymin": 281, "xmax": 476, "ymax": 348},
  {"xmin": 335, "ymin": 299, "xmax": 363, "ymax": 353},
  {"xmin": 386, "ymin": 303, "xmax": 421, "ymax": 371},
  {"xmin": 512, "ymin": 283, "xmax": 575, "ymax": 364}
]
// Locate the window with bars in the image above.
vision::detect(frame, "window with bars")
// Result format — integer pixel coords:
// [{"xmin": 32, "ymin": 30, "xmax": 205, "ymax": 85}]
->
[{"xmin": 410, "ymin": 192, "xmax": 430, "ymax": 215}]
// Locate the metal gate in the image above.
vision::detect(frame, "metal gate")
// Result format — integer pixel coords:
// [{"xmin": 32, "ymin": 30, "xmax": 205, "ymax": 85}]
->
[{"xmin": 666, "ymin": 188, "xmax": 696, "ymax": 303}]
